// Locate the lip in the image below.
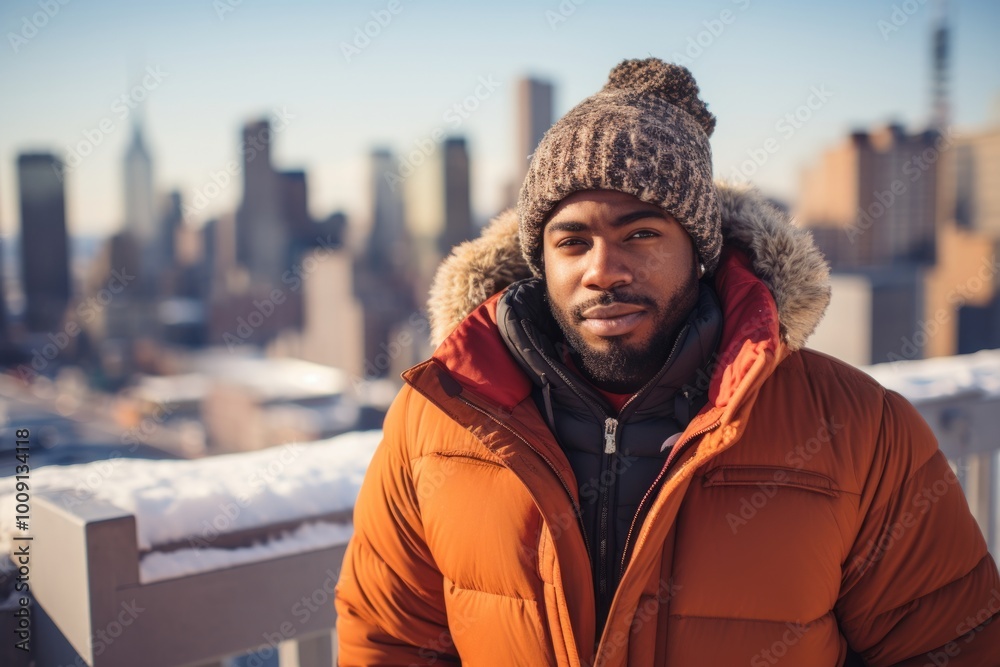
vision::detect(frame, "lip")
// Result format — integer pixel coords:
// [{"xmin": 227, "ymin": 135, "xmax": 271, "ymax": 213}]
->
[
  {"xmin": 581, "ymin": 304, "xmax": 645, "ymax": 319},
  {"xmin": 579, "ymin": 308, "xmax": 647, "ymax": 337}
]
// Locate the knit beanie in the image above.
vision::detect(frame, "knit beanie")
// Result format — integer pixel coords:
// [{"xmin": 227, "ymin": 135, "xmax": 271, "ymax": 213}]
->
[{"xmin": 517, "ymin": 57, "xmax": 722, "ymax": 277}]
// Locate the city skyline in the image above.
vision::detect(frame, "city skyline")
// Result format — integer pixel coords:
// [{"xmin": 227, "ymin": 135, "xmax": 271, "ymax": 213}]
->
[{"xmin": 2, "ymin": 0, "xmax": 999, "ymax": 240}]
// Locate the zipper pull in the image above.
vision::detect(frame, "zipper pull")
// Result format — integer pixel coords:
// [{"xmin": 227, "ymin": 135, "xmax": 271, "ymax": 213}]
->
[{"xmin": 604, "ymin": 417, "xmax": 618, "ymax": 454}]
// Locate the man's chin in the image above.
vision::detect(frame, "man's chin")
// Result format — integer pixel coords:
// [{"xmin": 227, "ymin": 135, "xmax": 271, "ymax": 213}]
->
[{"xmin": 578, "ymin": 329, "xmax": 650, "ymax": 354}]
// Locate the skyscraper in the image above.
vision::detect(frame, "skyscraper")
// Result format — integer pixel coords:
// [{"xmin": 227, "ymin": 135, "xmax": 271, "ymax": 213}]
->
[
  {"xmin": 17, "ymin": 153, "xmax": 71, "ymax": 332},
  {"xmin": 441, "ymin": 137, "xmax": 474, "ymax": 255},
  {"xmin": 403, "ymin": 137, "xmax": 475, "ymax": 302},
  {"xmin": 355, "ymin": 148, "xmax": 418, "ymax": 378},
  {"xmin": 515, "ymin": 77, "xmax": 554, "ymax": 186},
  {"xmin": 797, "ymin": 124, "xmax": 940, "ymax": 268},
  {"xmin": 236, "ymin": 118, "xmax": 288, "ymax": 287},
  {"xmin": 124, "ymin": 117, "xmax": 156, "ymax": 247},
  {"xmin": 366, "ymin": 148, "xmax": 409, "ymax": 275},
  {"xmin": 159, "ymin": 190, "xmax": 183, "ymax": 270}
]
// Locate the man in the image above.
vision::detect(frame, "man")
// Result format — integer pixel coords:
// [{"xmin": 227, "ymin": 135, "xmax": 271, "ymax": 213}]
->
[{"xmin": 336, "ymin": 58, "xmax": 1000, "ymax": 665}]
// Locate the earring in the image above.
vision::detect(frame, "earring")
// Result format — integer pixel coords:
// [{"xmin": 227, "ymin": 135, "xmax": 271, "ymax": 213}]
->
[{"xmin": 698, "ymin": 262, "xmax": 706, "ymax": 278}]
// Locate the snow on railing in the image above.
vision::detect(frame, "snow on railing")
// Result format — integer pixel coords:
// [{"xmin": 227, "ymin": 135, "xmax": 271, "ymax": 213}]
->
[{"xmin": 0, "ymin": 430, "xmax": 381, "ymax": 667}]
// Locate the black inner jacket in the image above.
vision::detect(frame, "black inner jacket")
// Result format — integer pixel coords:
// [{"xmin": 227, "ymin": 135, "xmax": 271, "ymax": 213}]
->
[{"xmin": 497, "ymin": 277, "xmax": 723, "ymax": 637}]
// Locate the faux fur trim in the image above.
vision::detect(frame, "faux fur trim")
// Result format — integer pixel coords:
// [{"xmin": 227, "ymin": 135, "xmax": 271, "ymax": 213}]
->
[{"xmin": 427, "ymin": 181, "xmax": 831, "ymax": 351}]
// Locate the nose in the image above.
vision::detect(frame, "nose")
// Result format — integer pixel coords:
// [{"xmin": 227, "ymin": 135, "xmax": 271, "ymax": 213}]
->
[{"xmin": 581, "ymin": 239, "xmax": 633, "ymax": 291}]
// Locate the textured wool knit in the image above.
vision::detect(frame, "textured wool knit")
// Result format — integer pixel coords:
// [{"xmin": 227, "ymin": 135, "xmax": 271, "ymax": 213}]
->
[{"xmin": 516, "ymin": 57, "xmax": 722, "ymax": 277}]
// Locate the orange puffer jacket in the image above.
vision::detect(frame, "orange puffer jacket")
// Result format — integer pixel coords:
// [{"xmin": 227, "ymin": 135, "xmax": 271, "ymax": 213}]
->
[{"xmin": 335, "ymin": 182, "xmax": 1000, "ymax": 666}]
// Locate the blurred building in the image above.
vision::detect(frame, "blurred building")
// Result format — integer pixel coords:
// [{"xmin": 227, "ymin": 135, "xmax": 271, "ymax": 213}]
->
[
  {"xmin": 517, "ymin": 78, "xmax": 554, "ymax": 174},
  {"xmin": 123, "ymin": 117, "xmax": 157, "ymax": 266},
  {"xmin": 235, "ymin": 118, "xmax": 289, "ymax": 288},
  {"xmin": 807, "ymin": 267, "xmax": 924, "ymax": 366},
  {"xmin": 441, "ymin": 137, "xmax": 475, "ymax": 254},
  {"xmin": 202, "ymin": 119, "xmax": 349, "ymax": 349},
  {"xmin": 503, "ymin": 77, "xmax": 554, "ymax": 208},
  {"xmin": 354, "ymin": 148, "xmax": 420, "ymax": 379},
  {"xmin": 950, "ymin": 124, "xmax": 1000, "ymax": 236},
  {"xmin": 269, "ymin": 244, "xmax": 366, "ymax": 380},
  {"xmin": 798, "ymin": 123, "xmax": 942, "ymax": 269},
  {"xmin": 159, "ymin": 190, "xmax": 184, "ymax": 275},
  {"xmin": 17, "ymin": 152, "xmax": 71, "ymax": 333},
  {"xmin": 404, "ymin": 137, "xmax": 475, "ymax": 299},
  {"xmin": 278, "ymin": 169, "xmax": 347, "ymax": 259},
  {"xmin": 924, "ymin": 121, "xmax": 1000, "ymax": 357}
]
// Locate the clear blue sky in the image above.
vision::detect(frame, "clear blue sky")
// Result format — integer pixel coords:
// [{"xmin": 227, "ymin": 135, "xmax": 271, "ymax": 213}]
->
[{"xmin": 2, "ymin": 0, "xmax": 998, "ymax": 239}]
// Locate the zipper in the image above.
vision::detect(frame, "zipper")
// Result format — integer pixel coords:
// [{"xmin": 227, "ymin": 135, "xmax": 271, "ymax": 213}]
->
[
  {"xmin": 456, "ymin": 394, "xmax": 593, "ymax": 561},
  {"xmin": 617, "ymin": 418, "xmax": 721, "ymax": 581},
  {"xmin": 603, "ymin": 417, "xmax": 617, "ymax": 454},
  {"xmin": 520, "ymin": 321, "xmax": 619, "ymax": 612},
  {"xmin": 520, "ymin": 316, "xmax": 691, "ymax": 623},
  {"xmin": 596, "ymin": 324, "xmax": 688, "ymax": 601},
  {"xmin": 597, "ymin": 417, "xmax": 618, "ymax": 604}
]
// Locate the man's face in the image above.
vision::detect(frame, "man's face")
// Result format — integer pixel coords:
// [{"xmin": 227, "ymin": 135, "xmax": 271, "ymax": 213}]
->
[{"xmin": 542, "ymin": 190, "xmax": 700, "ymax": 394}]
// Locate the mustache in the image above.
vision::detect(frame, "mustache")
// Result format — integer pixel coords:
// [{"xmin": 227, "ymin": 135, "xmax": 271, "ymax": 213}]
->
[{"xmin": 571, "ymin": 289, "xmax": 657, "ymax": 321}]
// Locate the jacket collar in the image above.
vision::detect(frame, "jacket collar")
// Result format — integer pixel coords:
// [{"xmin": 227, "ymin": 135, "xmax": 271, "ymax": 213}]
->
[
  {"xmin": 495, "ymin": 277, "xmax": 723, "ymax": 424},
  {"xmin": 421, "ymin": 181, "xmax": 832, "ymax": 414}
]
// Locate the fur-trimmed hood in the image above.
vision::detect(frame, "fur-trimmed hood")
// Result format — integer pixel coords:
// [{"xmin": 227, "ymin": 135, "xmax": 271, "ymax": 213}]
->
[{"xmin": 427, "ymin": 181, "xmax": 831, "ymax": 351}]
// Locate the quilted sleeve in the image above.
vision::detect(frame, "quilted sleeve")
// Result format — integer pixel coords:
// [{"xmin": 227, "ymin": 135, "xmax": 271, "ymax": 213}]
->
[
  {"xmin": 335, "ymin": 388, "xmax": 459, "ymax": 666},
  {"xmin": 836, "ymin": 389, "xmax": 1000, "ymax": 666}
]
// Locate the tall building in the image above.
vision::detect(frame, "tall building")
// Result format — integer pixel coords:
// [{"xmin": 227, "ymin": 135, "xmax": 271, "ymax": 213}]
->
[
  {"xmin": 404, "ymin": 137, "xmax": 475, "ymax": 297},
  {"xmin": 948, "ymin": 125, "xmax": 1000, "ymax": 237},
  {"xmin": 278, "ymin": 169, "xmax": 345, "ymax": 259},
  {"xmin": 515, "ymin": 77, "xmax": 554, "ymax": 187},
  {"xmin": 235, "ymin": 118, "xmax": 288, "ymax": 287},
  {"xmin": 366, "ymin": 148, "xmax": 410, "ymax": 275},
  {"xmin": 923, "ymin": 120, "xmax": 1000, "ymax": 358},
  {"xmin": 280, "ymin": 170, "xmax": 311, "ymax": 242},
  {"xmin": 355, "ymin": 148, "xmax": 419, "ymax": 379},
  {"xmin": 124, "ymin": 117, "xmax": 156, "ymax": 248},
  {"xmin": 797, "ymin": 124, "xmax": 941, "ymax": 269},
  {"xmin": 441, "ymin": 137, "xmax": 474, "ymax": 254},
  {"xmin": 502, "ymin": 77, "xmax": 554, "ymax": 209},
  {"xmin": 807, "ymin": 267, "xmax": 924, "ymax": 366},
  {"xmin": 17, "ymin": 153, "xmax": 71, "ymax": 332},
  {"xmin": 159, "ymin": 190, "xmax": 184, "ymax": 271}
]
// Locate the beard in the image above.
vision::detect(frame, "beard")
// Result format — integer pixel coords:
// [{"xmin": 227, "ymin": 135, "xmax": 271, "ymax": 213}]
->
[{"xmin": 546, "ymin": 270, "xmax": 700, "ymax": 394}]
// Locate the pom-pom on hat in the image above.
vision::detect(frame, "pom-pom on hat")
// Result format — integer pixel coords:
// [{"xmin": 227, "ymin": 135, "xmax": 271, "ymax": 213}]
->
[{"xmin": 517, "ymin": 57, "xmax": 721, "ymax": 277}]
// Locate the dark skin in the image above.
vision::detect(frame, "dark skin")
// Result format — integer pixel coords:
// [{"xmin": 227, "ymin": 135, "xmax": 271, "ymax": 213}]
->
[{"xmin": 542, "ymin": 190, "xmax": 701, "ymax": 395}]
